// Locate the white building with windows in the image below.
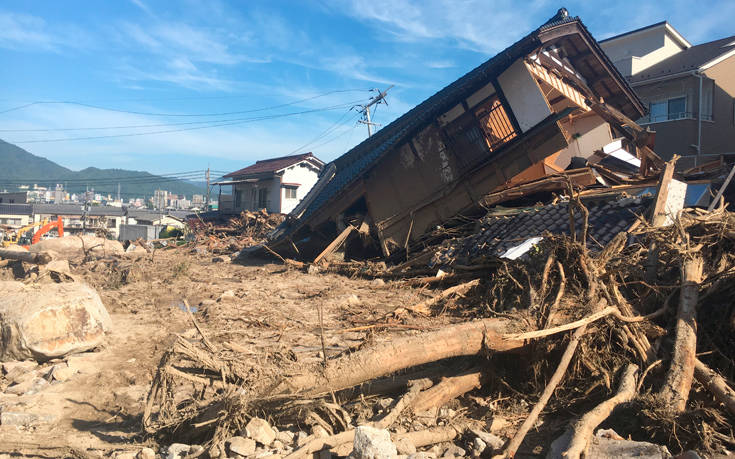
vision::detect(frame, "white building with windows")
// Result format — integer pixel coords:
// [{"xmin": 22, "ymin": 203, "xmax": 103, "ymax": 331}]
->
[{"xmin": 217, "ymin": 153, "xmax": 324, "ymax": 215}]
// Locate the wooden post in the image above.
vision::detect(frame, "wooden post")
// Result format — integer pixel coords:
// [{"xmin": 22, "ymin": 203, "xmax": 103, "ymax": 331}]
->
[{"xmin": 313, "ymin": 225, "xmax": 355, "ymax": 264}]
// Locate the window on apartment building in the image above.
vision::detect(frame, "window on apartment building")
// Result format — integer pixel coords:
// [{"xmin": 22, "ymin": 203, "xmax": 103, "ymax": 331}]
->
[
  {"xmin": 649, "ymin": 96, "xmax": 687, "ymax": 123},
  {"xmin": 283, "ymin": 187, "xmax": 297, "ymax": 199}
]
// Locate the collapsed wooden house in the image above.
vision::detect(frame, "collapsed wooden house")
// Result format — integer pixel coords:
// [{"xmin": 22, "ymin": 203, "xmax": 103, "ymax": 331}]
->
[{"xmin": 268, "ymin": 9, "xmax": 659, "ymax": 260}]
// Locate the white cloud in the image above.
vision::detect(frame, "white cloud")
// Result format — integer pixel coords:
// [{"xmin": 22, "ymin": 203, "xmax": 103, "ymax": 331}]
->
[
  {"xmin": 333, "ymin": 0, "xmax": 544, "ymax": 53},
  {"xmin": 0, "ymin": 11, "xmax": 93, "ymax": 52}
]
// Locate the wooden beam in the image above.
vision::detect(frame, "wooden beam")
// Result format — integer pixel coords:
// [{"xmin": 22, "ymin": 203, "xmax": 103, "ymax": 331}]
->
[
  {"xmin": 313, "ymin": 225, "xmax": 355, "ymax": 264},
  {"xmin": 650, "ymin": 157, "xmax": 678, "ymax": 227}
]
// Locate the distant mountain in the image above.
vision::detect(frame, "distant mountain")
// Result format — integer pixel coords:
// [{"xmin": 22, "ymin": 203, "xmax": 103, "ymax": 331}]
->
[{"xmin": 0, "ymin": 139, "xmax": 206, "ymax": 198}]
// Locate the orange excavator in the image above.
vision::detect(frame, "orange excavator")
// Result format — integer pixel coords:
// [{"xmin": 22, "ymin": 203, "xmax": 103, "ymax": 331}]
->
[{"xmin": 2, "ymin": 217, "xmax": 64, "ymax": 249}]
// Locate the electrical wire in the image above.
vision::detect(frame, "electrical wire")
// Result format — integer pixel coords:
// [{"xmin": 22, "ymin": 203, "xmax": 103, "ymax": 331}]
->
[
  {"xmin": 0, "ymin": 89, "xmax": 369, "ymax": 117},
  {"xmin": 8, "ymin": 102, "xmax": 365, "ymax": 144}
]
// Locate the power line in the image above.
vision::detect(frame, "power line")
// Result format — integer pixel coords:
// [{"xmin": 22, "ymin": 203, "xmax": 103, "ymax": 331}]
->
[
  {"xmin": 285, "ymin": 109, "xmax": 360, "ymax": 155},
  {"xmin": 8, "ymin": 102, "xmax": 366, "ymax": 144},
  {"xmin": 0, "ymin": 89, "xmax": 370, "ymax": 117}
]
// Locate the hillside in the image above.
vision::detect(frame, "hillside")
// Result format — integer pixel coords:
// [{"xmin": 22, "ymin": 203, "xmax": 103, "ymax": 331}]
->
[{"xmin": 0, "ymin": 139, "xmax": 206, "ymax": 198}]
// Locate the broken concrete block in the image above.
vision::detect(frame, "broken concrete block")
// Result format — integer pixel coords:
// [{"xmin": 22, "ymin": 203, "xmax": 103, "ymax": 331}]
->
[
  {"xmin": 276, "ymin": 429, "xmax": 295, "ymax": 445},
  {"xmin": 395, "ymin": 436, "xmax": 417, "ymax": 455},
  {"xmin": 0, "ymin": 281, "xmax": 112, "ymax": 361},
  {"xmin": 2, "ymin": 360, "xmax": 38, "ymax": 381},
  {"xmin": 111, "ymin": 452, "xmax": 137, "ymax": 459},
  {"xmin": 212, "ymin": 255, "xmax": 231, "ymax": 263},
  {"xmin": 441, "ymin": 444, "xmax": 466, "ymax": 457},
  {"xmin": 472, "ymin": 437, "xmax": 487, "ymax": 457},
  {"xmin": 228, "ymin": 436, "xmax": 256, "ymax": 457},
  {"xmin": 246, "ymin": 417, "xmax": 276, "ymax": 446},
  {"xmin": 0, "ymin": 411, "xmax": 56, "ymax": 426},
  {"xmin": 218, "ymin": 290, "xmax": 237, "ymax": 302},
  {"xmin": 471, "ymin": 429, "xmax": 504, "ymax": 451},
  {"xmin": 51, "ymin": 363, "xmax": 78, "ymax": 382},
  {"xmin": 136, "ymin": 448, "xmax": 155, "ymax": 459},
  {"xmin": 165, "ymin": 444, "xmax": 191, "ymax": 459},
  {"xmin": 547, "ymin": 428, "xmax": 672, "ymax": 459},
  {"xmin": 5, "ymin": 376, "xmax": 49, "ymax": 395},
  {"xmin": 353, "ymin": 425, "xmax": 397, "ymax": 459}
]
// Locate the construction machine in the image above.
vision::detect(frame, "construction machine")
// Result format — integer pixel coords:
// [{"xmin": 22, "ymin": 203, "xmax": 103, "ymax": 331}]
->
[{"xmin": 1, "ymin": 217, "xmax": 64, "ymax": 249}]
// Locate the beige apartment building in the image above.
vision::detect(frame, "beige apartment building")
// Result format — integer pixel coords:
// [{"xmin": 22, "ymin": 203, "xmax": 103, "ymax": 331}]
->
[{"xmin": 601, "ymin": 22, "xmax": 735, "ymax": 169}]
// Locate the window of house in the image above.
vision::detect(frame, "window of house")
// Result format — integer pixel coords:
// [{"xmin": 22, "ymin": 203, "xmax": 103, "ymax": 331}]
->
[
  {"xmin": 283, "ymin": 187, "xmax": 297, "ymax": 199},
  {"xmin": 649, "ymin": 96, "xmax": 687, "ymax": 122},
  {"xmin": 257, "ymin": 188, "xmax": 268, "ymax": 209}
]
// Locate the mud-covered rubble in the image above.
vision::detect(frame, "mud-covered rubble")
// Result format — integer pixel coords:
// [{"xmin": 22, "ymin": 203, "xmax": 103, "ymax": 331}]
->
[{"xmin": 189, "ymin": 209, "xmax": 284, "ymax": 254}]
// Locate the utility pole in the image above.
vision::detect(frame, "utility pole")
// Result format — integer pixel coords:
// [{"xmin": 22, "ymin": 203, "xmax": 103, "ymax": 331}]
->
[
  {"xmin": 117, "ymin": 183, "xmax": 120, "ymax": 202},
  {"xmin": 358, "ymin": 85, "xmax": 393, "ymax": 137},
  {"xmin": 205, "ymin": 167, "xmax": 210, "ymax": 211}
]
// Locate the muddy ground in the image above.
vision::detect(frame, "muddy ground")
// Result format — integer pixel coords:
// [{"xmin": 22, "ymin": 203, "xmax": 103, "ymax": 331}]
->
[{"xmin": 0, "ymin": 250, "xmax": 446, "ymax": 457}]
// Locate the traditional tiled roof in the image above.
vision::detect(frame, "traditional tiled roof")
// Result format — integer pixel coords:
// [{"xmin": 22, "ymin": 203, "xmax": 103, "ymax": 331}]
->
[
  {"xmin": 431, "ymin": 195, "xmax": 651, "ymax": 266},
  {"xmin": 33, "ymin": 203, "xmax": 124, "ymax": 216},
  {"xmin": 286, "ymin": 12, "xmax": 642, "ymax": 228},
  {"xmin": 0, "ymin": 203, "xmax": 32, "ymax": 215},
  {"xmin": 224, "ymin": 153, "xmax": 323, "ymax": 178}
]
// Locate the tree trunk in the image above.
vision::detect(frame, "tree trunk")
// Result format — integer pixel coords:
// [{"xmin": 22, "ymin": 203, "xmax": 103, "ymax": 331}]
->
[
  {"xmin": 273, "ymin": 318, "xmax": 522, "ymax": 397},
  {"xmin": 659, "ymin": 256, "xmax": 703, "ymax": 412},
  {"xmin": 0, "ymin": 248, "xmax": 52, "ymax": 265}
]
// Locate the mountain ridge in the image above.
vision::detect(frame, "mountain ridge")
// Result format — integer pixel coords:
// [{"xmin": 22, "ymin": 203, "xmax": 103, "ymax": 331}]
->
[{"xmin": 0, "ymin": 139, "xmax": 206, "ymax": 198}]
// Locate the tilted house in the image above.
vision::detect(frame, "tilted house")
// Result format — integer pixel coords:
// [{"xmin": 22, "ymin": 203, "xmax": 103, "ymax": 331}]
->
[
  {"xmin": 220, "ymin": 153, "xmax": 325, "ymax": 215},
  {"xmin": 268, "ymin": 9, "xmax": 647, "ymax": 260}
]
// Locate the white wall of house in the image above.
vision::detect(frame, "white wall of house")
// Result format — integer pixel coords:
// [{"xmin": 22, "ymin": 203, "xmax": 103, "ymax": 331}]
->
[
  {"xmin": 0, "ymin": 214, "xmax": 31, "ymax": 227},
  {"xmin": 279, "ymin": 163, "xmax": 320, "ymax": 214},
  {"xmin": 600, "ymin": 24, "xmax": 689, "ymax": 77},
  {"xmin": 497, "ymin": 59, "xmax": 551, "ymax": 132}
]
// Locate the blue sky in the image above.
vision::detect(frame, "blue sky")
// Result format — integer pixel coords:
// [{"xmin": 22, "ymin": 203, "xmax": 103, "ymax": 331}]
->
[{"xmin": 1, "ymin": 0, "xmax": 733, "ymax": 175}]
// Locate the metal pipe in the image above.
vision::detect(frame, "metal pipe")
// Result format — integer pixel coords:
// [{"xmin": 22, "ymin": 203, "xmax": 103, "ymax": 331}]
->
[{"xmin": 697, "ymin": 72, "xmax": 703, "ymax": 166}]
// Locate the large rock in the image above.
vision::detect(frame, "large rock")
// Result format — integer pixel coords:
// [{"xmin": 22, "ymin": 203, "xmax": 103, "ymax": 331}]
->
[
  {"xmin": 0, "ymin": 281, "xmax": 112, "ymax": 361},
  {"xmin": 29, "ymin": 235, "xmax": 124, "ymax": 259},
  {"xmin": 352, "ymin": 425, "xmax": 397, "ymax": 459},
  {"xmin": 246, "ymin": 417, "xmax": 277, "ymax": 446}
]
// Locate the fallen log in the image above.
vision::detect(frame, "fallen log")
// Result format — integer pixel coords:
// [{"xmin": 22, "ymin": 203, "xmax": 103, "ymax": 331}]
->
[
  {"xmin": 272, "ymin": 317, "xmax": 522, "ymax": 397},
  {"xmin": 694, "ymin": 359, "xmax": 735, "ymax": 416},
  {"xmin": 0, "ymin": 248, "xmax": 52, "ymax": 265},
  {"xmin": 659, "ymin": 256, "xmax": 703, "ymax": 412},
  {"xmin": 501, "ymin": 325, "xmax": 587, "ymax": 458},
  {"xmin": 563, "ymin": 364, "xmax": 639, "ymax": 459},
  {"xmin": 411, "ymin": 368, "xmax": 482, "ymax": 413}
]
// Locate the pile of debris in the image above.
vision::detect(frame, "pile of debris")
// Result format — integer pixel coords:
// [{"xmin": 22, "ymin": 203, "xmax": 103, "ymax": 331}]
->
[
  {"xmin": 189, "ymin": 209, "xmax": 285, "ymax": 254},
  {"xmin": 141, "ymin": 194, "xmax": 735, "ymax": 457}
]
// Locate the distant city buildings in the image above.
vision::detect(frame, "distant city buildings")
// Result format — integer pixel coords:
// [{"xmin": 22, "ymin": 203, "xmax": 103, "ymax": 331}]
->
[{"xmin": 0, "ymin": 184, "xmax": 213, "ymax": 211}]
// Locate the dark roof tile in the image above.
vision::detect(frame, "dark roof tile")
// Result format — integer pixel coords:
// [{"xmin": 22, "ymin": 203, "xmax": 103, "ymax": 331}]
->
[
  {"xmin": 431, "ymin": 196, "xmax": 651, "ymax": 266},
  {"xmin": 224, "ymin": 153, "xmax": 323, "ymax": 178}
]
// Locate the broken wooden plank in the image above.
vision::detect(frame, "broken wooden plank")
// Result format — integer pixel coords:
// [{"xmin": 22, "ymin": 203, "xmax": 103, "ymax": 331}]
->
[
  {"xmin": 649, "ymin": 157, "xmax": 678, "ymax": 227},
  {"xmin": 313, "ymin": 225, "xmax": 355, "ymax": 264}
]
